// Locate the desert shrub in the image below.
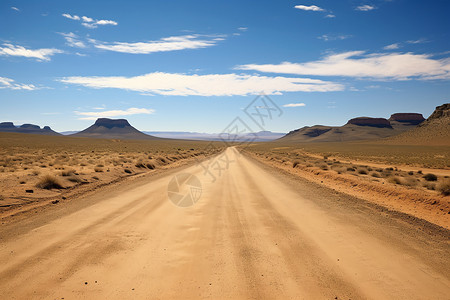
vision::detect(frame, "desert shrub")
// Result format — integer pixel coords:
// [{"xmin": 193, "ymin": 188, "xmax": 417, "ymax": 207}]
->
[
  {"xmin": 94, "ymin": 167, "xmax": 104, "ymax": 172},
  {"xmin": 92, "ymin": 176, "xmax": 99, "ymax": 180},
  {"xmin": 417, "ymin": 170, "xmax": 423, "ymax": 174},
  {"xmin": 423, "ymin": 173, "xmax": 437, "ymax": 181},
  {"xmin": 135, "ymin": 162, "xmax": 146, "ymax": 168},
  {"xmin": 422, "ymin": 182, "xmax": 436, "ymax": 190},
  {"xmin": 371, "ymin": 172, "xmax": 381, "ymax": 178},
  {"xmin": 32, "ymin": 170, "xmax": 41, "ymax": 176},
  {"xmin": 292, "ymin": 160, "xmax": 300, "ymax": 168},
  {"xmin": 96, "ymin": 164, "xmax": 104, "ymax": 168},
  {"xmin": 347, "ymin": 167, "xmax": 356, "ymax": 172},
  {"xmin": 124, "ymin": 168, "xmax": 132, "ymax": 174},
  {"xmin": 0, "ymin": 195, "xmax": 4, "ymax": 201},
  {"xmin": 408, "ymin": 171, "xmax": 414, "ymax": 176},
  {"xmin": 146, "ymin": 162, "xmax": 156, "ymax": 169},
  {"xmin": 20, "ymin": 181, "xmax": 26, "ymax": 184},
  {"xmin": 319, "ymin": 164, "xmax": 328, "ymax": 170},
  {"xmin": 387, "ymin": 176, "xmax": 402, "ymax": 185},
  {"xmin": 36, "ymin": 175, "xmax": 64, "ymax": 189},
  {"xmin": 156, "ymin": 156, "xmax": 166, "ymax": 164},
  {"xmin": 437, "ymin": 179, "xmax": 450, "ymax": 196},
  {"xmin": 67, "ymin": 176, "xmax": 82, "ymax": 183},
  {"xmin": 61, "ymin": 169, "xmax": 76, "ymax": 176},
  {"xmin": 375, "ymin": 168, "xmax": 383, "ymax": 172},
  {"xmin": 358, "ymin": 169, "xmax": 368, "ymax": 175}
]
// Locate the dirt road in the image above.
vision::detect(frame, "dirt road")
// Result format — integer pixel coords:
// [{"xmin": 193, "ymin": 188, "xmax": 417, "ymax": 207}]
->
[{"xmin": 0, "ymin": 147, "xmax": 449, "ymax": 299}]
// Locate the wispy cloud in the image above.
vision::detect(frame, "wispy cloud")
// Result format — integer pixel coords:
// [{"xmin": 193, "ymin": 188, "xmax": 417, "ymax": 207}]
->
[
  {"xmin": 383, "ymin": 39, "xmax": 428, "ymax": 50},
  {"xmin": 62, "ymin": 13, "xmax": 117, "ymax": 28},
  {"xmin": 74, "ymin": 107, "xmax": 155, "ymax": 120},
  {"xmin": 238, "ymin": 27, "xmax": 248, "ymax": 31},
  {"xmin": 355, "ymin": 5, "xmax": 376, "ymax": 11},
  {"xmin": 294, "ymin": 5, "xmax": 324, "ymax": 12},
  {"xmin": 236, "ymin": 51, "xmax": 450, "ymax": 80},
  {"xmin": 0, "ymin": 44, "xmax": 63, "ymax": 61},
  {"xmin": 383, "ymin": 43, "xmax": 400, "ymax": 50},
  {"xmin": 11, "ymin": 7, "xmax": 20, "ymax": 12},
  {"xmin": 0, "ymin": 77, "xmax": 39, "ymax": 90},
  {"xmin": 325, "ymin": 14, "xmax": 336, "ymax": 18},
  {"xmin": 318, "ymin": 34, "xmax": 351, "ymax": 41},
  {"xmin": 407, "ymin": 38, "xmax": 428, "ymax": 44},
  {"xmin": 59, "ymin": 32, "xmax": 87, "ymax": 48},
  {"xmin": 59, "ymin": 72, "xmax": 344, "ymax": 96},
  {"xmin": 90, "ymin": 34, "xmax": 224, "ymax": 54},
  {"xmin": 283, "ymin": 103, "xmax": 306, "ymax": 107}
]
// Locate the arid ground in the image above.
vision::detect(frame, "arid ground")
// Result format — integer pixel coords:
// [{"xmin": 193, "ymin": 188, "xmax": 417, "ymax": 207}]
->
[{"xmin": 0, "ymin": 146, "xmax": 449, "ymax": 299}]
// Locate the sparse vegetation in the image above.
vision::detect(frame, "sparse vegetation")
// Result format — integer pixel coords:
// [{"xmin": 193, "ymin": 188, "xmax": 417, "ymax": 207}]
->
[
  {"xmin": 36, "ymin": 175, "xmax": 64, "ymax": 190},
  {"xmin": 423, "ymin": 173, "xmax": 438, "ymax": 181},
  {"xmin": 437, "ymin": 179, "xmax": 450, "ymax": 196}
]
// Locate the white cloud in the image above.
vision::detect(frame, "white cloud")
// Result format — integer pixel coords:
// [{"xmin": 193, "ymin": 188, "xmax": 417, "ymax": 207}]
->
[
  {"xmin": 325, "ymin": 14, "xmax": 336, "ymax": 18},
  {"xmin": 0, "ymin": 77, "xmax": 39, "ymax": 90},
  {"xmin": 62, "ymin": 13, "xmax": 80, "ymax": 20},
  {"xmin": 62, "ymin": 13, "xmax": 117, "ymax": 28},
  {"xmin": 238, "ymin": 27, "xmax": 248, "ymax": 31},
  {"xmin": 318, "ymin": 34, "xmax": 351, "ymax": 41},
  {"xmin": 59, "ymin": 32, "xmax": 87, "ymax": 48},
  {"xmin": 91, "ymin": 35, "xmax": 223, "ymax": 54},
  {"xmin": 11, "ymin": 7, "xmax": 20, "ymax": 12},
  {"xmin": 236, "ymin": 51, "xmax": 450, "ymax": 80},
  {"xmin": 384, "ymin": 43, "xmax": 400, "ymax": 50},
  {"xmin": 283, "ymin": 103, "xmax": 306, "ymax": 107},
  {"xmin": 356, "ymin": 5, "xmax": 376, "ymax": 11},
  {"xmin": 74, "ymin": 107, "xmax": 155, "ymax": 120},
  {"xmin": 59, "ymin": 72, "xmax": 344, "ymax": 96},
  {"xmin": 0, "ymin": 43, "xmax": 63, "ymax": 61},
  {"xmin": 294, "ymin": 5, "xmax": 324, "ymax": 11},
  {"xmin": 81, "ymin": 16, "xmax": 94, "ymax": 22}
]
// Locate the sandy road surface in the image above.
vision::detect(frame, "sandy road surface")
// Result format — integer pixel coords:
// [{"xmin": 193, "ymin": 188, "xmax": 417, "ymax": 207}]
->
[{"xmin": 0, "ymin": 147, "xmax": 449, "ymax": 299}]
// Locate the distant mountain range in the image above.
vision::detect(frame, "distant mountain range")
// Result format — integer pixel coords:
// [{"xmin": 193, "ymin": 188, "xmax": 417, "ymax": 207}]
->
[
  {"xmin": 0, "ymin": 122, "xmax": 60, "ymax": 136},
  {"xmin": 60, "ymin": 128, "xmax": 285, "ymax": 141},
  {"xmin": 278, "ymin": 113, "xmax": 426, "ymax": 143},
  {"xmin": 1, "ymin": 105, "xmax": 448, "ymax": 145}
]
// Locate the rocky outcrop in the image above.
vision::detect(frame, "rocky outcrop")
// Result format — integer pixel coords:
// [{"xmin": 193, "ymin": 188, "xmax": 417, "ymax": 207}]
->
[
  {"xmin": 346, "ymin": 117, "xmax": 392, "ymax": 128},
  {"xmin": 426, "ymin": 103, "xmax": 450, "ymax": 121},
  {"xmin": 389, "ymin": 113, "xmax": 425, "ymax": 125}
]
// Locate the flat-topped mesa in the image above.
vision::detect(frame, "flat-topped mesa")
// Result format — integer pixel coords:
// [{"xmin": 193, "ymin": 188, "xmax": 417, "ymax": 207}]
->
[
  {"xmin": 427, "ymin": 103, "xmax": 450, "ymax": 121},
  {"xmin": 20, "ymin": 124, "xmax": 41, "ymax": 130},
  {"xmin": 0, "ymin": 122, "xmax": 15, "ymax": 128},
  {"xmin": 346, "ymin": 117, "xmax": 392, "ymax": 128},
  {"xmin": 389, "ymin": 113, "xmax": 425, "ymax": 125},
  {"xmin": 94, "ymin": 118, "xmax": 131, "ymax": 129}
]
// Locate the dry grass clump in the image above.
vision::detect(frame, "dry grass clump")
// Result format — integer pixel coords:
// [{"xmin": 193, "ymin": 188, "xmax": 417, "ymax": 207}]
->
[
  {"xmin": 386, "ymin": 175, "xmax": 417, "ymax": 187},
  {"xmin": 437, "ymin": 179, "xmax": 450, "ymax": 196},
  {"xmin": 61, "ymin": 169, "xmax": 76, "ymax": 176},
  {"xmin": 292, "ymin": 160, "xmax": 300, "ymax": 168},
  {"xmin": 94, "ymin": 167, "xmax": 104, "ymax": 172},
  {"xmin": 36, "ymin": 174, "xmax": 64, "ymax": 189}
]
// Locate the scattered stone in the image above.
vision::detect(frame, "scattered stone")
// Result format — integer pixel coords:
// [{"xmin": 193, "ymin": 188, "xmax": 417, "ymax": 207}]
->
[
  {"xmin": 25, "ymin": 189, "xmax": 34, "ymax": 193},
  {"xmin": 62, "ymin": 196, "xmax": 66, "ymax": 200},
  {"xmin": 52, "ymin": 200, "xmax": 60, "ymax": 204}
]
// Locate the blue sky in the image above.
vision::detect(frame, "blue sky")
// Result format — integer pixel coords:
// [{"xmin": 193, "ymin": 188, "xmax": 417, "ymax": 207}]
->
[{"xmin": 0, "ymin": 0, "xmax": 449, "ymax": 133}]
